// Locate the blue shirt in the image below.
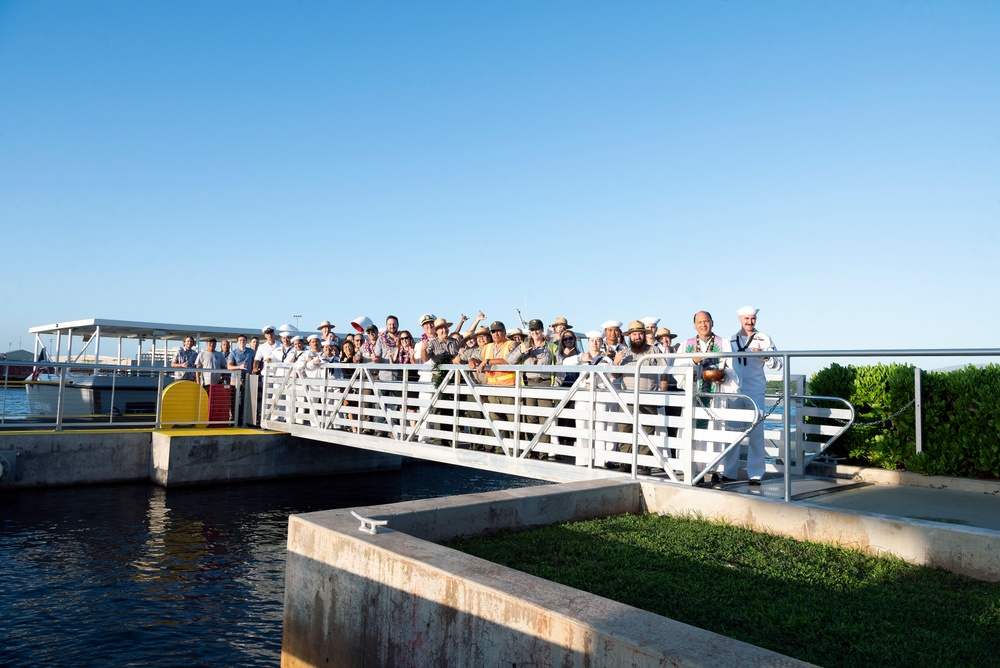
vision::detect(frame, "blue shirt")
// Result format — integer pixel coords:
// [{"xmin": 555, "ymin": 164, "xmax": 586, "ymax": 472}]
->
[{"xmin": 228, "ymin": 347, "xmax": 255, "ymax": 376}]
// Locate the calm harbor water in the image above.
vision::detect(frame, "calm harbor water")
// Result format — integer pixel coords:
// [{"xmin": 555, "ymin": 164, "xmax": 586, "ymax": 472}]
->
[
  {"xmin": 1, "ymin": 462, "xmax": 545, "ymax": 667},
  {"xmin": 1, "ymin": 385, "xmax": 29, "ymax": 417}
]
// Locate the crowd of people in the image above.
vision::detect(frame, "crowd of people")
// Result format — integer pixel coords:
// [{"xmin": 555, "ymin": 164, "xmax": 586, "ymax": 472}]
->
[{"xmin": 171, "ymin": 308, "xmax": 780, "ymax": 481}]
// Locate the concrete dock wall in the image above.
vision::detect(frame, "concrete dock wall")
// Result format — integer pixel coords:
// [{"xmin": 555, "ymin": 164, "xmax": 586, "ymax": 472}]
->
[
  {"xmin": 282, "ymin": 480, "xmax": 813, "ymax": 668},
  {"xmin": 283, "ymin": 478, "xmax": 1000, "ymax": 667},
  {"xmin": 0, "ymin": 430, "xmax": 151, "ymax": 487},
  {"xmin": 0, "ymin": 429, "xmax": 401, "ymax": 489},
  {"xmin": 149, "ymin": 430, "xmax": 400, "ymax": 486}
]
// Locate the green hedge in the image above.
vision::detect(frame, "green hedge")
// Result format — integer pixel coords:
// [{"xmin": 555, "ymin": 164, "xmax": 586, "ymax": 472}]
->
[{"xmin": 808, "ymin": 362, "xmax": 1000, "ymax": 478}]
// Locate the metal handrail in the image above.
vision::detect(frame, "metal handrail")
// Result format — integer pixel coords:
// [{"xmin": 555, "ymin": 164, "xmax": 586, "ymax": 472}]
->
[{"xmin": 0, "ymin": 359, "xmax": 242, "ymax": 430}]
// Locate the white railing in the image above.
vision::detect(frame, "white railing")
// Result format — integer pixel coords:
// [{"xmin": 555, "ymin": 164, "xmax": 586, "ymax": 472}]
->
[
  {"xmin": 259, "ymin": 360, "xmax": 849, "ymax": 487},
  {"xmin": 0, "ymin": 360, "xmax": 243, "ymax": 430}
]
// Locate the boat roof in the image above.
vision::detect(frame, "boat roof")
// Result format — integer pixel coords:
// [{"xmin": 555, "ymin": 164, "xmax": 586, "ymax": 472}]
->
[{"xmin": 28, "ymin": 318, "xmax": 261, "ymax": 341}]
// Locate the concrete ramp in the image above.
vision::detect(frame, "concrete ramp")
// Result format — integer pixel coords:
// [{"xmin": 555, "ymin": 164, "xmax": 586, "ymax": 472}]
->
[{"xmin": 714, "ymin": 474, "xmax": 872, "ymax": 501}]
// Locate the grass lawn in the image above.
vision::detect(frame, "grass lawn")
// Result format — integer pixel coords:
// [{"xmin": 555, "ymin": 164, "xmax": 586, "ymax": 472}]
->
[{"xmin": 446, "ymin": 513, "xmax": 1000, "ymax": 667}]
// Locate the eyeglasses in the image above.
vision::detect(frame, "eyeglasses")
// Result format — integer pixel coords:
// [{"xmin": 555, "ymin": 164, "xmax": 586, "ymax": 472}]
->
[
  {"xmin": 562, "ymin": 339, "xmax": 575, "ymax": 344},
  {"xmin": 400, "ymin": 337, "xmax": 412, "ymax": 341}
]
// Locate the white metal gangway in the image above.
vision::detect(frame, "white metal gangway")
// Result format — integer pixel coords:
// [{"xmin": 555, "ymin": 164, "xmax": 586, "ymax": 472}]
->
[{"xmin": 260, "ymin": 355, "xmax": 854, "ymax": 492}]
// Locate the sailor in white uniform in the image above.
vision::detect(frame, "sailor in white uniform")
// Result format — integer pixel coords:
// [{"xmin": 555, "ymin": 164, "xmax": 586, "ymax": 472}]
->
[{"xmin": 726, "ymin": 306, "xmax": 781, "ymax": 485}]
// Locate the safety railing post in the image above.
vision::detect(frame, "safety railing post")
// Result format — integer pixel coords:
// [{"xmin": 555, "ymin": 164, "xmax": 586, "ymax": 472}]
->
[
  {"xmin": 154, "ymin": 370, "xmax": 165, "ymax": 429},
  {"xmin": 783, "ymin": 354, "xmax": 791, "ymax": 503},
  {"xmin": 54, "ymin": 365, "xmax": 66, "ymax": 432},
  {"xmin": 914, "ymin": 366, "xmax": 923, "ymax": 454}
]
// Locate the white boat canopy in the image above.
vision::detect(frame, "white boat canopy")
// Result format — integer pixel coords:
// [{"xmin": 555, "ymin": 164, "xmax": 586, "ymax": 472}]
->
[
  {"xmin": 28, "ymin": 318, "xmax": 262, "ymax": 366},
  {"xmin": 29, "ymin": 318, "xmax": 260, "ymax": 342}
]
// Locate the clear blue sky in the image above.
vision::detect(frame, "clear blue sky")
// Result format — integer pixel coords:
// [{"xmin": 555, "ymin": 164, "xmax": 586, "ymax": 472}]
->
[{"xmin": 2, "ymin": 1, "xmax": 997, "ymax": 374}]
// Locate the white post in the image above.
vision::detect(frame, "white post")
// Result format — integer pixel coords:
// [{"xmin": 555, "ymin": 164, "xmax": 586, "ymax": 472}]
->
[{"xmin": 915, "ymin": 366, "xmax": 922, "ymax": 454}]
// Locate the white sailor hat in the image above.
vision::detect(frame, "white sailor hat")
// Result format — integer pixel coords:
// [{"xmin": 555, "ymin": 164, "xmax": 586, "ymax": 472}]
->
[
  {"xmin": 737, "ymin": 306, "xmax": 759, "ymax": 317},
  {"xmin": 291, "ymin": 335, "xmax": 305, "ymax": 343},
  {"xmin": 601, "ymin": 320, "xmax": 623, "ymax": 330},
  {"xmin": 641, "ymin": 316, "xmax": 660, "ymax": 327},
  {"xmin": 307, "ymin": 334, "xmax": 320, "ymax": 341},
  {"xmin": 279, "ymin": 330, "xmax": 293, "ymax": 338},
  {"xmin": 585, "ymin": 330, "xmax": 603, "ymax": 339},
  {"xmin": 321, "ymin": 339, "xmax": 337, "ymax": 347}
]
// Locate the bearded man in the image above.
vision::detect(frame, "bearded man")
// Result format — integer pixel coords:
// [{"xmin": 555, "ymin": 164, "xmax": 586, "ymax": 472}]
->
[{"xmin": 610, "ymin": 320, "xmax": 668, "ymax": 473}]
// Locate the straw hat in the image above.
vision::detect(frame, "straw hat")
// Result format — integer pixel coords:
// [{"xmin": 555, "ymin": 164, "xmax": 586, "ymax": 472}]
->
[{"xmin": 624, "ymin": 320, "xmax": 646, "ymax": 335}]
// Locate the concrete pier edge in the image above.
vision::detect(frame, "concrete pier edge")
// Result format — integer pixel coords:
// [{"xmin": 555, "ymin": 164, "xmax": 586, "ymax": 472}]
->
[
  {"xmin": 281, "ymin": 477, "xmax": 1000, "ymax": 667},
  {"xmin": 0, "ymin": 429, "xmax": 401, "ymax": 488}
]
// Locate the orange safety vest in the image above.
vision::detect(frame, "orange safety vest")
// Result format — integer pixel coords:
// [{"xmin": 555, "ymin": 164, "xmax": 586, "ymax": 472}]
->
[{"xmin": 483, "ymin": 339, "xmax": 517, "ymax": 386}]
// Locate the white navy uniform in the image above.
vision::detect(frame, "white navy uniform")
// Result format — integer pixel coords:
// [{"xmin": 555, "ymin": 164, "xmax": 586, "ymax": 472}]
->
[{"xmin": 725, "ymin": 330, "xmax": 781, "ymax": 480}]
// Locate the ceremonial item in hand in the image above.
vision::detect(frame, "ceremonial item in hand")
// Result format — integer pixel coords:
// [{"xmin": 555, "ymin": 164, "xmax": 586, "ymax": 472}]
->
[{"xmin": 701, "ymin": 368, "xmax": 725, "ymax": 382}]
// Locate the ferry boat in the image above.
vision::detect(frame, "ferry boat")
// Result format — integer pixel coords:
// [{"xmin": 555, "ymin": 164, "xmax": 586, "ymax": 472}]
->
[{"xmin": 23, "ymin": 318, "xmax": 260, "ymax": 419}]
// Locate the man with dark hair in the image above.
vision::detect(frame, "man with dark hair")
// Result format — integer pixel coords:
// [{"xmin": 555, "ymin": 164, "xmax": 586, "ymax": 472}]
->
[
  {"xmin": 171, "ymin": 336, "xmax": 198, "ymax": 381},
  {"xmin": 195, "ymin": 338, "xmax": 226, "ymax": 387},
  {"xmin": 678, "ymin": 311, "xmax": 736, "ymax": 484}
]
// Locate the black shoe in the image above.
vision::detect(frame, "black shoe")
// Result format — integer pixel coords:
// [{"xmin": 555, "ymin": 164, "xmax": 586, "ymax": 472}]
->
[{"xmin": 748, "ymin": 478, "xmax": 762, "ymax": 486}]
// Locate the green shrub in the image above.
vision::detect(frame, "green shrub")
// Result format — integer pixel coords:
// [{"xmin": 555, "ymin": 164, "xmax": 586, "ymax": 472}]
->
[{"xmin": 808, "ymin": 362, "xmax": 1000, "ymax": 478}]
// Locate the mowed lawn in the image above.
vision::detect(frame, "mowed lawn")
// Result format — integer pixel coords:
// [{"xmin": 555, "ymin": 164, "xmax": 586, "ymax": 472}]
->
[{"xmin": 447, "ymin": 513, "xmax": 1000, "ymax": 667}]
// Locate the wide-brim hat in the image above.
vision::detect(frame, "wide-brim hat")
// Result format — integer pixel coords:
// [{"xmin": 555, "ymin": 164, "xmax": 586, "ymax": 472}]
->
[
  {"xmin": 550, "ymin": 316, "xmax": 572, "ymax": 329},
  {"xmin": 432, "ymin": 317, "xmax": 453, "ymax": 330},
  {"xmin": 507, "ymin": 328, "xmax": 524, "ymax": 338},
  {"xmin": 316, "ymin": 320, "xmax": 335, "ymax": 329},
  {"xmin": 655, "ymin": 327, "xmax": 678, "ymax": 339},
  {"xmin": 460, "ymin": 330, "xmax": 477, "ymax": 341},
  {"xmin": 473, "ymin": 325, "xmax": 490, "ymax": 337},
  {"xmin": 625, "ymin": 320, "xmax": 646, "ymax": 335}
]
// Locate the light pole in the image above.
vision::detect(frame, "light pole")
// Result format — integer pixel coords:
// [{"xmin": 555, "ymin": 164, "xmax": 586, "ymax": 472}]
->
[{"xmin": 293, "ymin": 315, "xmax": 302, "ymax": 330}]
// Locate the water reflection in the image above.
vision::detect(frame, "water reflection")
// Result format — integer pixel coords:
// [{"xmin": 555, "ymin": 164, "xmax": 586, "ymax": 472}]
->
[{"xmin": 0, "ymin": 462, "xmax": 544, "ymax": 666}]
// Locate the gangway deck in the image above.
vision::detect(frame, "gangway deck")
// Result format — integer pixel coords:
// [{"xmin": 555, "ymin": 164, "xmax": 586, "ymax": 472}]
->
[{"xmin": 260, "ymin": 359, "xmax": 854, "ymax": 492}]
